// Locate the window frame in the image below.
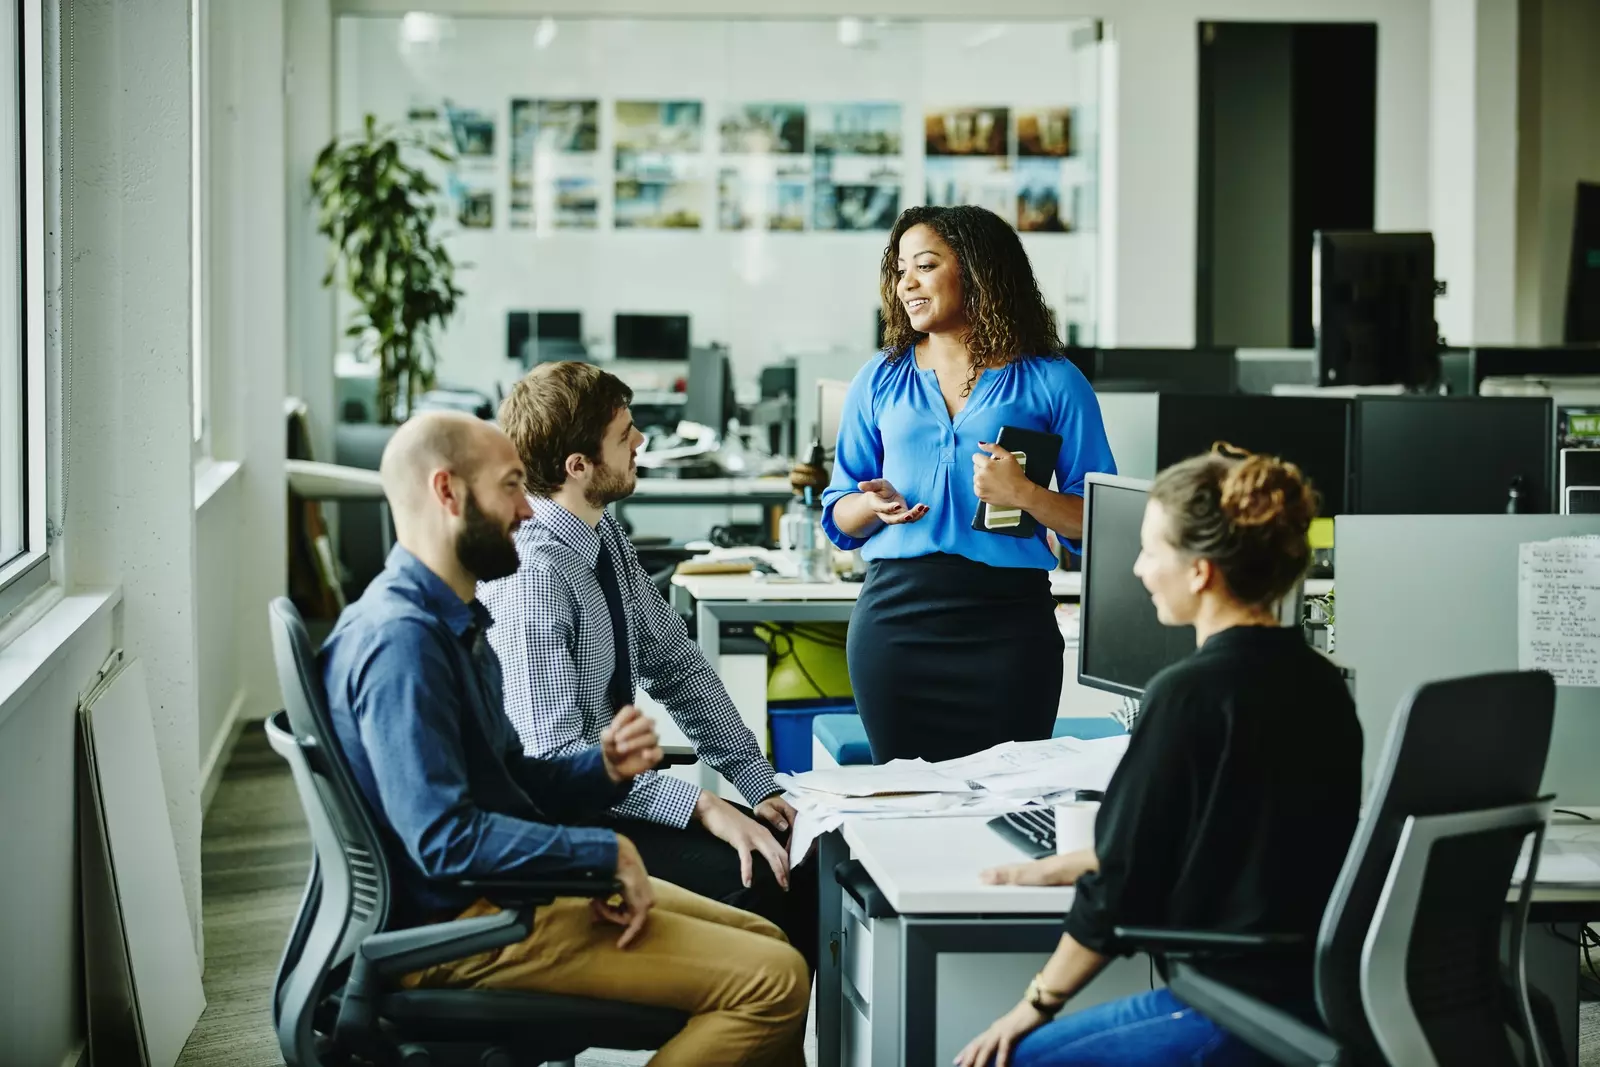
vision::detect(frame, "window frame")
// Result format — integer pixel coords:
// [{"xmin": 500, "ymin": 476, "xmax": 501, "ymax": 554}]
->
[
  {"xmin": 0, "ymin": 0, "xmax": 48, "ymax": 624},
  {"xmin": 190, "ymin": 0, "xmax": 211, "ymax": 455}
]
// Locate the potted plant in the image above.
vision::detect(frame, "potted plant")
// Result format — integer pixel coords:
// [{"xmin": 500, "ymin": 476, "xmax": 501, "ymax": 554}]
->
[{"xmin": 311, "ymin": 114, "xmax": 464, "ymax": 424}]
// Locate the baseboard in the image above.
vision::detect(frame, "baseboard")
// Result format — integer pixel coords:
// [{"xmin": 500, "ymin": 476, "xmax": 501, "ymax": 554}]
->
[
  {"xmin": 60, "ymin": 1041, "xmax": 85, "ymax": 1067},
  {"xmin": 200, "ymin": 690, "xmax": 250, "ymax": 815}
]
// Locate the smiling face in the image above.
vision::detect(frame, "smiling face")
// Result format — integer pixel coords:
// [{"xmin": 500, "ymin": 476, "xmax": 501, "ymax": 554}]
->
[
  {"xmin": 895, "ymin": 223, "xmax": 966, "ymax": 337},
  {"xmin": 1132, "ymin": 499, "xmax": 1210, "ymax": 627}
]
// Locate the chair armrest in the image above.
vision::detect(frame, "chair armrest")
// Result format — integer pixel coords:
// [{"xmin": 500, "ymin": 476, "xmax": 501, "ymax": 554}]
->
[
  {"xmin": 1166, "ymin": 962, "xmax": 1343, "ymax": 1067},
  {"xmin": 1113, "ymin": 926, "xmax": 1308, "ymax": 954},
  {"xmin": 359, "ymin": 908, "xmax": 535, "ymax": 979},
  {"xmin": 657, "ymin": 744, "xmax": 699, "ymax": 768}
]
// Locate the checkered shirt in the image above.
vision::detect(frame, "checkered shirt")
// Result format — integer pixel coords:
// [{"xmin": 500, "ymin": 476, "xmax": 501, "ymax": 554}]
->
[{"xmin": 480, "ymin": 496, "xmax": 779, "ymax": 828}]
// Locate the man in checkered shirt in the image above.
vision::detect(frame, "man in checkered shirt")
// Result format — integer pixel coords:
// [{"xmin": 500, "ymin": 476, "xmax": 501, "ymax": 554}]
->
[{"xmin": 481, "ymin": 361, "xmax": 817, "ymax": 973}]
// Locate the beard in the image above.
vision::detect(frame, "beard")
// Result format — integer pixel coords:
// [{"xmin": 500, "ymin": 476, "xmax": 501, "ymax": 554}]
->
[
  {"xmin": 456, "ymin": 490, "xmax": 520, "ymax": 582},
  {"xmin": 583, "ymin": 456, "xmax": 637, "ymax": 509}
]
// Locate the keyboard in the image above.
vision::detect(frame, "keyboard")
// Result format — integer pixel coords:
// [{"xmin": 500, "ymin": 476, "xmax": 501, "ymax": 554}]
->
[{"xmin": 988, "ymin": 809, "xmax": 1056, "ymax": 859}]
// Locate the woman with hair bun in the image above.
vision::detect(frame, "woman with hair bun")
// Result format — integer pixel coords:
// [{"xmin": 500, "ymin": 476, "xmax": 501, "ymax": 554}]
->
[{"xmin": 957, "ymin": 445, "xmax": 1362, "ymax": 1067}]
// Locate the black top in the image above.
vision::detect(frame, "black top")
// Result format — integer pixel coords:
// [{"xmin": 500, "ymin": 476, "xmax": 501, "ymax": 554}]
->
[{"xmin": 1064, "ymin": 625, "xmax": 1362, "ymax": 1009}]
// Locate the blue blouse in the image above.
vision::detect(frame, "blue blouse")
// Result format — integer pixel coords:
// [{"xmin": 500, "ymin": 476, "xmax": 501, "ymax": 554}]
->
[{"xmin": 821, "ymin": 349, "xmax": 1117, "ymax": 570}]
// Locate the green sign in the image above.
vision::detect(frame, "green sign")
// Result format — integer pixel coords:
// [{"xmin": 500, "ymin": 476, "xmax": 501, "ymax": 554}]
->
[{"xmin": 1571, "ymin": 412, "xmax": 1600, "ymax": 439}]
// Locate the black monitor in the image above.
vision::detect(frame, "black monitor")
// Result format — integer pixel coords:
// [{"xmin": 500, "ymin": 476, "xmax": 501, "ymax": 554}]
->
[
  {"xmin": 615, "ymin": 313, "xmax": 690, "ymax": 361},
  {"xmin": 536, "ymin": 311, "xmax": 582, "ymax": 341},
  {"xmin": 1092, "ymin": 348, "xmax": 1237, "ymax": 394},
  {"xmin": 1467, "ymin": 345, "xmax": 1600, "ymax": 392},
  {"xmin": 686, "ymin": 347, "xmax": 733, "ymax": 433},
  {"xmin": 1078, "ymin": 475, "xmax": 1195, "ymax": 699},
  {"xmin": 1312, "ymin": 231, "xmax": 1437, "ymax": 388},
  {"xmin": 1155, "ymin": 395, "xmax": 1352, "ymax": 515},
  {"xmin": 1348, "ymin": 396, "xmax": 1556, "ymax": 514}
]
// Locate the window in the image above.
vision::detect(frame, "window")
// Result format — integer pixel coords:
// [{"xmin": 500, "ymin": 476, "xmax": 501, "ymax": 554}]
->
[{"xmin": 0, "ymin": 0, "xmax": 48, "ymax": 619}]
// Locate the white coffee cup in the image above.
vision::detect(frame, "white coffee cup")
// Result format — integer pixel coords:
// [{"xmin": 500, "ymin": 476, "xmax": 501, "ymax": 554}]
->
[{"xmin": 1054, "ymin": 801, "xmax": 1100, "ymax": 856}]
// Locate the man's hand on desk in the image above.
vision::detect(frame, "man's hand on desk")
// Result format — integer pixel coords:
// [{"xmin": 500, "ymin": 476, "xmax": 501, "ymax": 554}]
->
[
  {"xmin": 592, "ymin": 834, "xmax": 655, "ymax": 949},
  {"xmin": 601, "ymin": 706, "xmax": 665, "ymax": 783},
  {"xmin": 695, "ymin": 791, "xmax": 791, "ymax": 890},
  {"xmin": 981, "ymin": 847, "xmax": 1098, "ymax": 888},
  {"xmin": 753, "ymin": 794, "xmax": 798, "ymax": 834}
]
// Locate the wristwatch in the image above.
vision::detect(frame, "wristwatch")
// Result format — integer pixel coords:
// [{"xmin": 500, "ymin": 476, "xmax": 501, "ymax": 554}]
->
[{"xmin": 1025, "ymin": 973, "xmax": 1068, "ymax": 1018}]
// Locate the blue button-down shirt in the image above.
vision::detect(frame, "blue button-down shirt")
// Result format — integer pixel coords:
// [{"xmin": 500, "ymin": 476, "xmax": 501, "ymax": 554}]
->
[
  {"xmin": 822, "ymin": 349, "xmax": 1116, "ymax": 567},
  {"xmin": 320, "ymin": 546, "xmax": 625, "ymax": 924}
]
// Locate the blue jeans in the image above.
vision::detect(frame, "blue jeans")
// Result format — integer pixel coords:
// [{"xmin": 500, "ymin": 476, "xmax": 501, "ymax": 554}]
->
[{"xmin": 1009, "ymin": 989, "xmax": 1273, "ymax": 1067}]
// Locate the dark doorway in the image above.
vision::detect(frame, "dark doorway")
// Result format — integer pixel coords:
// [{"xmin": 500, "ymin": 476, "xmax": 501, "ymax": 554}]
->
[{"xmin": 1197, "ymin": 22, "xmax": 1377, "ymax": 348}]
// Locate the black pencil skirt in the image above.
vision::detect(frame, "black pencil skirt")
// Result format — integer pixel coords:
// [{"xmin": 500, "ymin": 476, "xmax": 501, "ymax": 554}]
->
[{"xmin": 846, "ymin": 553, "xmax": 1065, "ymax": 764}]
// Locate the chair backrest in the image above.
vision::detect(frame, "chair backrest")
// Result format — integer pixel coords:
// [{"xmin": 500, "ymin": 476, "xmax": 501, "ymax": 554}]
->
[
  {"xmin": 1316, "ymin": 670, "xmax": 1556, "ymax": 1065},
  {"xmin": 268, "ymin": 597, "xmax": 394, "ymax": 1065}
]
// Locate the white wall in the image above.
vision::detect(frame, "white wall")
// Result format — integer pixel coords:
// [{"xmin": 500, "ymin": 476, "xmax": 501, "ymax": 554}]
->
[
  {"xmin": 0, "ymin": 602, "xmax": 116, "ymax": 1067},
  {"xmin": 60, "ymin": 0, "xmax": 204, "ymax": 950},
  {"xmin": 1430, "ymin": 0, "xmax": 1518, "ymax": 347},
  {"xmin": 319, "ymin": 0, "xmax": 1431, "ymax": 366},
  {"xmin": 1515, "ymin": 0, "xmax": 1600, "ymax": 344},
  {"xmin": 334, "ymin": 16, "xmax": 1102, "ymax": 396},
  {"xmin": 198, "ymin": 0, "xmax": 290, "ymax": 796},
  {"xmin": 288, "ymin": 0, "xmax": 338, "ymax": 462}
]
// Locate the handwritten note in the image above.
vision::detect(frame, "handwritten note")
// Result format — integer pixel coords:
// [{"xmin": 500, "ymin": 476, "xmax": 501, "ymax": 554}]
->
[{"xmin": 1518, "ymin": 536, "xmax": 1600, "ymax": 687}]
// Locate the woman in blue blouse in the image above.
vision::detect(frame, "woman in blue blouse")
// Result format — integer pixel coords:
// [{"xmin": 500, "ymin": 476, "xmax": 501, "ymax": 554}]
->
[{"xmin": 822, "ymin": 205, "xmax": 1116, "ymax": 763}]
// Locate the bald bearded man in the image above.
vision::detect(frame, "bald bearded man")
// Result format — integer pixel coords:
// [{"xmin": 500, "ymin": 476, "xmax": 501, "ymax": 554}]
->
[{"xmin": 319, "ymin": 412, "xmax": 808, "ymax": 1067}]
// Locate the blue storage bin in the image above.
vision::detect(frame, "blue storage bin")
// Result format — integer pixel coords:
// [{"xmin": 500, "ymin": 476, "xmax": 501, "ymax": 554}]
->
[
  {"xmin": 769, "ymin": 701, "xmax": 856, "ymax": 774},
  {"xmin": 813, "ymin": 714, "xmax": 874, "ymax": 767},
  {"xmin": 1052, "ymin": 717, "xmax": 1128, "ymax": 741}
]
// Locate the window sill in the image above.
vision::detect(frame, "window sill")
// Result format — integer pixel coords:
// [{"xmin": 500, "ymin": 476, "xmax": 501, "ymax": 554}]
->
[
  {"xmin": 0, "ymin": 586, "xmax": 121, "ymax": 731},
  {"xmin": 194, "ymin": 457, "xmax": 243, "ymax": 511}
]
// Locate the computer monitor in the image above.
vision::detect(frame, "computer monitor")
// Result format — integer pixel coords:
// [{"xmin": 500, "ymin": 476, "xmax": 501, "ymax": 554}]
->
[
  {"xmin": 1312, "ymin": 231, "xmax": 1438, "ymax": 388},
  {"xmin": 1469, "ymin": 345, "xmax": 1600, "ymax": 392},
  {"xmin": 615, "ymin": 313, "xmax": 690, "ymax": 361},
  {"xmin": 536, "ymin": 311, "xmax": 582, "ymax": 341},
  {"xmin": 1078, "ymin": 475, "xmax": 1195, "ymax": 699},
  {"xmin": 685, "ymin": 347, "xmax": 733, "ymax": 433},
  {"xmin": 1155, "ymin": 395, "xmax": 1352, "ymax": 515},
  {"xmin": 817, "ymin": 379, "xmax": 850, "ymax": 458},
  {"xmin": 1348, "ymin": 396, "xmax": 1556, "ymax": 514},
  {"xmin": 1561, "ymin": 449, "xmax": 1600, "ymax": 499},
  {"xmin": 1092, "ymin": 348, "xmax": 1237, "ymax": 394}
]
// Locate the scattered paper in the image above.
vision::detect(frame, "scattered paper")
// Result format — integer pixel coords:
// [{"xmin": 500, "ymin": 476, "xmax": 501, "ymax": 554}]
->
[
  {"xmin": 1515, "ymin": 832, "xmax": 1600, "ymax": 886},
  {"xmin": 1518, "ymin": 536, "xmax": 1600, "ymax": 687},
  {"xmin": 775, "ymin": 759, "xmax": 975, "ymax": 798},
  {"xmin": 780, "ymin": 731, "xmax": 1132, "ymax": 864}
]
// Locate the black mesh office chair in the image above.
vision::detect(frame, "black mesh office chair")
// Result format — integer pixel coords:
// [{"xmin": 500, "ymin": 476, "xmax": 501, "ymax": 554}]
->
[
  {"xmin": 266, "ymin": 597, "xmax": 688, "ymax": 1067},
  {"xmin": 1117, "ymin": 671, "xmax": 1561, "ymax": 1067}
]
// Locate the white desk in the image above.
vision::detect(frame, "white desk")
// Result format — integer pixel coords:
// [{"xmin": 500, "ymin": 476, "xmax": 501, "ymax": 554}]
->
[{"xmin": 817, "ymin": 816, "xmax": 1156, "ymax": 1067}]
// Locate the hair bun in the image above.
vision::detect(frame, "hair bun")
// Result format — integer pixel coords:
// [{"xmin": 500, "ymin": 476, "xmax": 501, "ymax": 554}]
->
[{"xmin": 1218, "ymin": 452, "xmax": 1316, "ymax": 531}]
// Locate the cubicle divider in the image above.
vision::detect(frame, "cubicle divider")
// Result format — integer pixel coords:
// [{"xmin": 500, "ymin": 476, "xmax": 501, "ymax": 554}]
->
[{"xmin": 1334, "ymin": 514, "xmax": 1600, "ymax": 802}]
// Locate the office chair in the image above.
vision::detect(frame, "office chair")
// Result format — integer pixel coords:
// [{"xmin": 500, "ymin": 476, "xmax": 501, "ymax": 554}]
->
[
  {"xmin": 266, "ymin": 597, "xmax": 689, "ymax": 1067},
  {"xmin": 1117, "ymin": 670, "xmax": 1560, "ymax": 1067}
]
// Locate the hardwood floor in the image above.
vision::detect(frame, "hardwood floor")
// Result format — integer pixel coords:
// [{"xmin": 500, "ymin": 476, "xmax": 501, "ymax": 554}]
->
[{"xmin": 175, "ymin": 721, "xmax": 310, "ymax": 1067}]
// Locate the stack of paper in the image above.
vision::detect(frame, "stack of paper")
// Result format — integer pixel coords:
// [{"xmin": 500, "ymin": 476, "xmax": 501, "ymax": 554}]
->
[
  {"xmin": 1515, "ymin": 825, "xmax": 1600, "ymax": 886},
  {"xmin": 780, "ymin": 733, "xmax": 1132, "ymax": 864}
]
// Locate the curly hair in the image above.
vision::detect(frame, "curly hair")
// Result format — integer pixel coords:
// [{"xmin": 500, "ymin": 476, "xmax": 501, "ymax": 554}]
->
[
  {"xmin": 1148, "ymin": 443, "xmax": 1320, "ymax": 608},
  {"xmin": 878, "ymin": 205, "xmax": 1062, "ymax": 396}
]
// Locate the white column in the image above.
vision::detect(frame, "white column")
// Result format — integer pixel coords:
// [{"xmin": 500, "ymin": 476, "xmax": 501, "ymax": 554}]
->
[
  {"xmin": 61, "ymin": 0, "xmax": 204, "ymax": 948},
  {"xmin": 1431, "ymin": 0, "xmax": 1519, "ymax": 346}
]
